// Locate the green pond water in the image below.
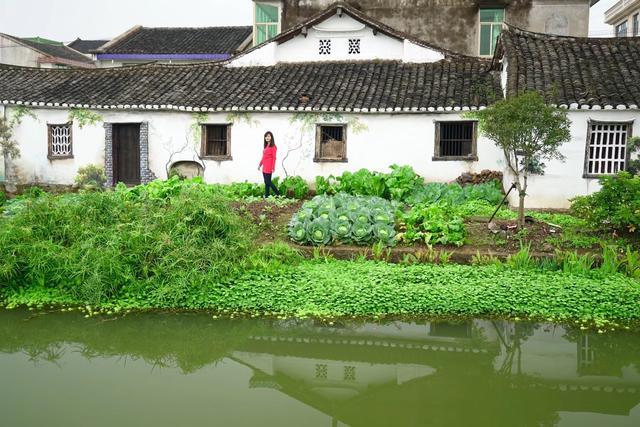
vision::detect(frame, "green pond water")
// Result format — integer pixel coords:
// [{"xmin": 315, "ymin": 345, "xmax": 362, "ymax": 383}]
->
[{"xmin": 1, "ymin": 309, "xmax": 640, "ymax": 427}]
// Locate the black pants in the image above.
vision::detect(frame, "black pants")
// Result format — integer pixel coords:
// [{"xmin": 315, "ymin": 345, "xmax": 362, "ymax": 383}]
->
[{"xmin": 263, "ymin": 173, "xmax": 280, "ymax": 197}]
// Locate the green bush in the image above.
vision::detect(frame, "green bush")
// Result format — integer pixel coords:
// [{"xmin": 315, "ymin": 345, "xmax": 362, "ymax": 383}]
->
[
  {"xmin": 277, "ymin": 176, "xmax": 309, "ymax": 199},
  {"xmin": 571, "ymin": 172, "xmax": 640, "ymax": 233},
  {"xmin": 288, "ymin": 193, "xmax": 397, "ymax": 246},
  {"xmin": 314, "ymin": 165, "xmax": 503, "ymax": 208},
  {"xmin": 398, "ymin": 203, "xmax": 466, "ymax": 246},
  {"xmin": 0, "ymin": 184, "xmax": 258, "ymax": 305},
  {"xmin": 75, "ymin": 164, "xmax": 107, "ymax": 189}
]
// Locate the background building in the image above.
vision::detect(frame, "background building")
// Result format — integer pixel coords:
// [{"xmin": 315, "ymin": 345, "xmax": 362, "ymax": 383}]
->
[
  {"xmin": 605, "ymin": 0, "xmax": 640, "ymax": 36},
  {"xmin": 0, "ymin": 34, "xmax": 95, "ymax": 68},
  {"xmin": 253, "ymin": 0, "xmax": 601, "ymax": 56}
]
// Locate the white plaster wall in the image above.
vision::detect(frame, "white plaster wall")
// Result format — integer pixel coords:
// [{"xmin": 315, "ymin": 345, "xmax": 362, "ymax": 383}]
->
[
  {"xmin": 8, "ymin": 106, "xmax": 638, "ymax": 208},
  {"xmin": 229, "ymin": 13, "xmax": 443, "ymax": 67},
  {"xmin": 507, "ymin": 110, "xmax": 640, "ymax": 209},
  {"xmin": 229, "ymin": 41, "xmax": 278, "ymax": 67},
  {"xmin": 276, "ymin": 15, "xmax": 404, "ymax": 63},
  {"xmin": 0, "ymin": 35, "xmax": 41, "ymax": 68},
  {"xmin": 7, "ymin": 107, "xmax": 105, "ymax": 185}
]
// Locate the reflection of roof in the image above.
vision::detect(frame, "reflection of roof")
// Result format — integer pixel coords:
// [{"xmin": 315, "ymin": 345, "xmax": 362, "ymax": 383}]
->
[
  {"xmin": 497, "ymin": 25, "xmax": 640, "ymax": 108},
  {"xmin": 98, "ymin": 26, "xmax": 252, "ymax": 54},
  {"xmin": 0, "ymin": 58, "xmax": 499, "ymax": 111},
  {"xmin": 67, "ymin": 38, "xmax": 109, "ymax": 54},
  {"xmin": 240, "ymin": 334, "xmax": 494, "ymax": 365},
  {"xmin": 1, "ymin": 33, "xmax": 94, "ymax": 65},
  {"xmin": 233, "ymin": 349, "xmax": 640, "ymax": 427}
]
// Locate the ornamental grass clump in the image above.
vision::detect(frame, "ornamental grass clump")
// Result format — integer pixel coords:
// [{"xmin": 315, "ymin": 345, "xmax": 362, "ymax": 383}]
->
[
  {"xmin": 288, "ymin": 193, "xmax": 397, "ymax": 246},
  {"xmin": 0, "ymin": 184, "xmax": 256, "ymax": 305}
]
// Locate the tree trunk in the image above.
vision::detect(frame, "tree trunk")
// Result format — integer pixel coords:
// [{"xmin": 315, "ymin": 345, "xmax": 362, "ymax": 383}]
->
[{"xmin": 518, "ymin": 192, "xmax": 526, "ymax": 229}]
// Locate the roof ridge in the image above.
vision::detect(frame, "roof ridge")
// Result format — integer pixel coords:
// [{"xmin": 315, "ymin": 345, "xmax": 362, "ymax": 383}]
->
[
  {"xmin": 503, "ymin": 23, "xmax": 640, "ymax": 43},
  {"xmin": 138, "ymin": 25, "xmax": 252, "ymax": 30}
]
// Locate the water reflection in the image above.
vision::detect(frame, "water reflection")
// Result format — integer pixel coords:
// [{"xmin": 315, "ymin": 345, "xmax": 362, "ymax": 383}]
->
[{"xmin": 1, "ymin": 310, "xmax": 639, "ymax": 426}]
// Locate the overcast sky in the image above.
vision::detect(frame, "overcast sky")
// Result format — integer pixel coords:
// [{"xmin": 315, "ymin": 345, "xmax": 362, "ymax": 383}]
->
[{"xmin": 0, "ymin": 0, "xmax": 618, "ymax": 42}]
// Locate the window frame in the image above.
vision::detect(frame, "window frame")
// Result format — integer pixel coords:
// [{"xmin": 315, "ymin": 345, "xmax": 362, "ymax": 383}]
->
[
  {"xmin": 253, "ymin": 2, "xmax": 280, "ymax": 46},
  {"xmin": 200, "ymin": 123, "xmax": 232, "ymax": 161},
  {"xmin": 314, "ymin": 123, "xmax": 348, "ymax": 163},
  {"xmin": 478, "ymin": 8, "xmax": 505, "ymax": 57},
  {"xmin": 616, "ymin": 20, "xmax": 628, "ymax": 37},
  {"xmin": 47, "ymin": 122, "xmax": 73, "ymax": 160},
  {"xmin": 583, "ymin": 120, "xmax": 634, "ymax": 179},
  {"xmin": 633, "ymin": 13, "xmax": 639, "ymax": 37},
  {"xmin": 433, "ymin": 120, "xmax": 478, "ymax": 161}
]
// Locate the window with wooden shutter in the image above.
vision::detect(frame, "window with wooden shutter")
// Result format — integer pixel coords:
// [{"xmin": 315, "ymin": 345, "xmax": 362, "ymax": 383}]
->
[
  {"xmin": 433, "ymin": 121, "xmax": 478, "ymax": 161},
  {"xmin": 47, "ymin": 122, "xmax": 73, "ymax": 159},
  {"xmin": 315, "ymin": 124, "xmax": 347, "ymax": 162},
  {"xmin": 584, "ymin": 121, "xmax": 632, "ymax": 177},
  {"xmin": 201, "ymin": 124, "xmax": 232, "ymax": 160}
]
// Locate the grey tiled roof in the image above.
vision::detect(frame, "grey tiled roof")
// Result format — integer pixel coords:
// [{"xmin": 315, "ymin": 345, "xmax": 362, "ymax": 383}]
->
[
  {"xmin": 13, "ymin": 37, "xmax": 95, "ymax": 64},
  {"xmin": 100, "ymin": 26, "xmax": 252, "ymax": 54},
  {"xmin": 0, "ymin": 59, "xmax": 500, "ymax": 111},
  {"xmin": 67, "ymin": 39, "xmax": 109, "ymax": 54},
  {"xmin": 498, "ymin": 26, "xmax": 640, "ymax": 108}
]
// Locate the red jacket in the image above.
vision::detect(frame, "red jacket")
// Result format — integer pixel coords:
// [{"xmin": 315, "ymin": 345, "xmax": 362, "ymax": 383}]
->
[{"xmin": 260, "ymin": 145, "xmax": 277, "ymax": 174}]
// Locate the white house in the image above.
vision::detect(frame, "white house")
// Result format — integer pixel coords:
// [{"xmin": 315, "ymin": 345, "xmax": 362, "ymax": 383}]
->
[{"xmin": 0, "ymin": 3, "xmax": 638, "ymax": 208}]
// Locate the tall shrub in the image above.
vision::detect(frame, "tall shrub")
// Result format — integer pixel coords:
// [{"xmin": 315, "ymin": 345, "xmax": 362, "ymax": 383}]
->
[{"xmin": 470, "ymin": 92, "xmax": 571, "ymax": 228}]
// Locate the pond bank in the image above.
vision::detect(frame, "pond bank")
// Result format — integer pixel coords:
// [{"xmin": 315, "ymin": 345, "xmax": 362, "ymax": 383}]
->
[{"xmin": 4, "ymin": 260, "xmax": 640, "ymax": 327}]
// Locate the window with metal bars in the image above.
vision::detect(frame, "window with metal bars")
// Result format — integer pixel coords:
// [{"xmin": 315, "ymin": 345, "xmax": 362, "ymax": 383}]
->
[
  {"xmin": 48, "ymin": 123, "xmax": 73, "ymax": 159},
  {"xmin": 315, "ymin": 124, "xmax": 347, "ymax": 162},
  {"xmin": 434, "ymin": 121, "xmax": 477, "ymax": 160},
  {"xmin": 584, "ymin": 122, "xmax": 631, "ymax": 177},
  {"xmin": 201, "ymin": 124, "xmax": 231, "ymax": 159}
]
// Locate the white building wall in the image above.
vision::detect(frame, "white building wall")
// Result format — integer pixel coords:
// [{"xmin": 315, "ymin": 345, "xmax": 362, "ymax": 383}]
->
[
  {"xmin": 513, "ymin": 110, "xmax": 640, "ymax": 209},
  {"xmin": 6, "ymin": 106, "xmax": 638, "ymax": 208},
  {"xmin": 0, "ymin": 35, "xmax": 41, "ymax": 68},
  {"xmin": 229, "ymin": 13, "xmax": 443, "ymax": 67}
]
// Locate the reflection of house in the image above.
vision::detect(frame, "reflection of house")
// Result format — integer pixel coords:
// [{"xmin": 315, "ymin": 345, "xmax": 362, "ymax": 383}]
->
[
  {"xmin": 232, "ymin": 319, "xmax": 640, "ymax": 426},
  {"xmin": 94, "ymin": 26, "xmax": 253, "ymax": 67},
  {"xmin": 0, "ymin": 34, "xmax": 95, "ymax": 69}
]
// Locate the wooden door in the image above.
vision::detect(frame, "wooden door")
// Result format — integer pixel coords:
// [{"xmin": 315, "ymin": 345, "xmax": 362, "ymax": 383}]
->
[{"xmin": 112, "ymin": 124, "xmax": 141, "ymax": 185}]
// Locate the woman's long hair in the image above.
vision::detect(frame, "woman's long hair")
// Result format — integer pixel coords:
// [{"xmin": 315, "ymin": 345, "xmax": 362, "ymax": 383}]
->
[{"xmin": 263, "ymin": 131, "xmax": 275, "ymax": 148}]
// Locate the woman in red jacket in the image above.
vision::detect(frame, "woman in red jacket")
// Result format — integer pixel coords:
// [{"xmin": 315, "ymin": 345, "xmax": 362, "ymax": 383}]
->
[{"xmin": 258, "ymin": 131, "xmax": 281, "ymax": 197}]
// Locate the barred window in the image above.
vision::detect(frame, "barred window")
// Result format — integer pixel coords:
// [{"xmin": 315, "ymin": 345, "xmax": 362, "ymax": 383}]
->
[
  {"xmin": 48, "ymin": 123, "xmax": 73, "ymax": 159},
  {"xmin": 434, "ymin": 121, "xmax": 477, "ymax": 160},
  {"xmin": 315, "ymin": 124, "xmax": 347, "ymax": 162},
  {"xmin": 201, "ymin": 124, "xmax": 232, "ymax": 160},
  {"xmin": 584, "ymin": 122, "xmax": 630, "ymax": 176}
]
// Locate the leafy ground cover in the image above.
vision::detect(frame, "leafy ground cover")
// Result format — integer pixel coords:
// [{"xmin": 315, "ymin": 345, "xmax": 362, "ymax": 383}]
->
[{"xmin": 3, "ymin": 260, "xmax": 640, "ymax": 326}]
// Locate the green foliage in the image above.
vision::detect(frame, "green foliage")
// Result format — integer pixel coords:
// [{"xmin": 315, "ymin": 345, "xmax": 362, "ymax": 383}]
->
[
  {"xmin": 68, "ymin": 108, "xmax": 103, "ymax": 128},
  {"xmin": 571, "ymin": 172, "xmax": 640, "ymax": 233},
  {"xmin": 277, "ymin": 175, "xmax": 309, "ymax": 199},
  {"xmin": 5, "ymin": 260, "xmax": 640, "ymax": 323},
  {"xmin": 0, "ymin": 182, "xmax": 277, "ymax": 305},
  {"xmin": 626, "ymin": 136, "xmax": 640, "ymax": 176},
  {"xmin": 288, "ymin": 193, "xmax": 397, "ymax": 246},
  {"xmin": 469, "ymin": 91, "xmax": 572, "ymax": 227},
  {"xmin": 397, "ymin": 203, "xmax": 466, "ymax": 246},
  {"xmin": 74, "ymin": 164, "xmax": 106, "ymax": 189}
]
